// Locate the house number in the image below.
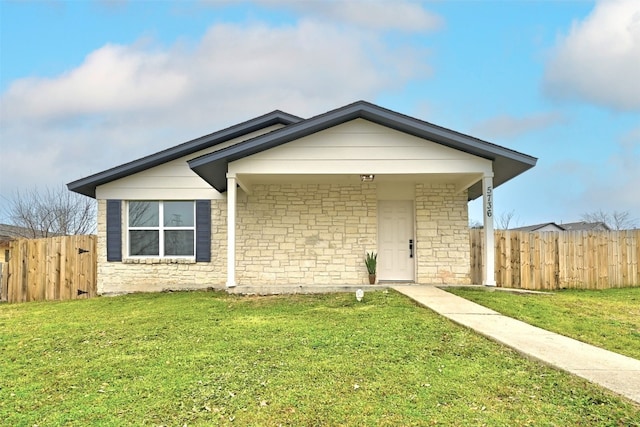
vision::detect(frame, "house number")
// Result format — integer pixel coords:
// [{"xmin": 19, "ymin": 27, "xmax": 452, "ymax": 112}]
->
[{"xmin": 486, "ymin": 186, "xmax": 493, "ymax": 218}]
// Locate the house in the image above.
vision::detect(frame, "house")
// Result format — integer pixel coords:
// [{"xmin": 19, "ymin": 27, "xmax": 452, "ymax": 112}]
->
[
  {"xmin": 67, "ymin": 101, "xmax": 537, "ymax": 294},
  {"xmin": 560, "ymin": 221, "xmax": 610, "ymax": 231},
  {"xmin": 510, "ymin": 222, "xmax": 564, "ymax": 232},
  {"xmin": 510, "ymin": 221, "xmax": 610, "ymax": 232},
  {"xmin": 0, "ymin": 224, "xmax": 51, "ymax": 262}
]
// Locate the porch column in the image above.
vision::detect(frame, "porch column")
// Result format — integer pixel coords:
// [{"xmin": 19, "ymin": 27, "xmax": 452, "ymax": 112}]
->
[
  {"xmin": 482, "ymin": 174, "xmax": 496, "ymax": 287},
  {"xmin": 226, "ymin": 173, "xmax": 237, "ymax": 288}
]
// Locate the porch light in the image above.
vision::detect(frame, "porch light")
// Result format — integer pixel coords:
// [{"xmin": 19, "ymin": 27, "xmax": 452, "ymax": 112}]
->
[
  {"xmin": 360, "ymin": 174, "xmax": 375, "ymax": 182},
  {"xmin": 356, "ymin": 288, "xmax": 364, "ymax": 302}
]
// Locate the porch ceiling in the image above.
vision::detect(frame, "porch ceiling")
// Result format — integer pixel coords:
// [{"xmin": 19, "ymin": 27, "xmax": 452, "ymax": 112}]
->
[{"xmin": 236, "ymin": 172, "xmax": 482, "ymax": 194}]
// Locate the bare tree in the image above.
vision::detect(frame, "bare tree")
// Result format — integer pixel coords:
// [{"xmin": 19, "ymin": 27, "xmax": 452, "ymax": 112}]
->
[
  {"xmin": 581, "ymin": 210, "xmax": 638, "ymax": 230},
  {"xmin": 2, "ymin": 186, "xmax": 96, "ymax": 237},
  {"xmin": 495, "ymin": 210, "xmax": 518, "ymax": 229},
  {"xmin": 469, "ymin": 218, "xmax": 483, "ymax": 229}
]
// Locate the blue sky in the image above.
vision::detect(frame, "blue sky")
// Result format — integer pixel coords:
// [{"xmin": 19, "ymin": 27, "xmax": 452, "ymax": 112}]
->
[{"xmin": 1, "ymin": 0, "xmax": 639, "ymax": 227}]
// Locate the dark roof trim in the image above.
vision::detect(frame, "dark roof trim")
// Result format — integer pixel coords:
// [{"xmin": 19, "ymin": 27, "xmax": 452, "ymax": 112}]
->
[
  {"xmin": 558, "ymin": 221, "xmax": 611, "ymax": 231},
  {"xmin": 67, "ymin": 110, "xmax": 303, "ymax": 198},
  {"xmin": 188, "ymin": 100, "xmax": 538, "ymax": 199},
  {"xmin": 510, "ymin": 221, "xmax": 612, "ymax": 232},
  {"xmin": 510, "ymin": 222, "xmax": 563, "ymax": 232},
  {"xmin": 0, "ymin": 223, "xmax": 61, "ymax": 240}
]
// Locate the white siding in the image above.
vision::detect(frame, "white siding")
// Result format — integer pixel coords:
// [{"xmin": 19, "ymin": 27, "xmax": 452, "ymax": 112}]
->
[
  {"xmin": 96, "ymin": 124, "xmax": 284, "ymax": 200},
  {"xmin": 229, "ymin": 119, "xmax": 492, "ymax": 176}
]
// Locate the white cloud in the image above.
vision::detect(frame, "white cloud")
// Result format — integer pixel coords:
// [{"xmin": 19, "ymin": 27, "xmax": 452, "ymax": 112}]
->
[
  {"xmin": 620, "ymin": 124, "xmax": 640, "ymax": 150},
  {"xmin": 207, "ymin": 0, "xmax": 443, "ymax": 32},
  {"xmin": 539, "ymin": 126, "xmax": 640, "ymax": 220},
  {"xmin": 0, "ymin": 17, "xmax": 433, "ymax": 197},
  {"xmin": 587, "ymin": 125, "xmax": 640, "ymax": 212},
  {"xmin": 291, "ymin": 1, "xmax": 443, "ymax": 32},
  {"xmin": 2, "ymin": 43, "xmax": 189, "ymax": 122},
  {"xmin": 472, "ymin": 112, "xmax": 566, "ymax": 139},
  {"xmin": 543, "ymin": 0, "xmax": 640, "ymax": 111}
]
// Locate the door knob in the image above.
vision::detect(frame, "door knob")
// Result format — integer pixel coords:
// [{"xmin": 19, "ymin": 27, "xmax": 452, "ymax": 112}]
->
[{"xmin": 409, "ymin": 239, "xmax": 414, "ymax": 258}]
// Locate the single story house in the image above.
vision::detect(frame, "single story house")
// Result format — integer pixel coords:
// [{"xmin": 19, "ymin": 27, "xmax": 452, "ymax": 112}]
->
[
  {"xmin": 560, "ymin": 221, "xmax": 610, "ymax": 232},
  {"xmin": 509, "ymin": 222, "xmax": 564, "ymax": 232},
  {"xmin": 0, "ymin": 223, "xmax": 52, "ymax": 263},
  {"xmin": 510, "ymin": 221, "xmax": 610, "ymax": 232},
  {"xmin": 68, "ymin": 101, "xmax": 537, "ymax": 294}
]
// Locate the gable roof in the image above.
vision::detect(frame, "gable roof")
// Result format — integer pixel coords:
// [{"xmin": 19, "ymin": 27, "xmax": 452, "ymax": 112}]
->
[
  {"xmin": 510, "ymin": 222, "xmax": 564, "ymax": 232},
  {"xmin": 68, "ymin": 100, "xmax": 537, "ymax": 201},
  {"xmin": 561, "ymin": 221, "xmax": 611, "ymax": 231},
  {"xmin": 510, "ymin": 221, "xmax": 611, "ymax": 232},
  {"xmin": 188, "ymin": 100, "xmax": 537, "ymax": 200},
  {"xmin": 0, "ymin": 223, "xmax": 52, "ymax": 242},
  {"xmin": 67, "ymin": 110, "xmax": 303, "ymax": 198}
]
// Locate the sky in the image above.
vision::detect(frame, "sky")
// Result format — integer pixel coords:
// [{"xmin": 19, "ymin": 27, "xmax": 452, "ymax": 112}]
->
[{"xmin": 0, "ymin": 0, "xmax": 639, "ymax": 227}]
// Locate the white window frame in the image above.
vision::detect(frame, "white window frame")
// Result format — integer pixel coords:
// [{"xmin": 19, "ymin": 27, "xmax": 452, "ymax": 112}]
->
[{"xmin": 126, "ymin": 200, "xmax": 196, "ymax": 259}]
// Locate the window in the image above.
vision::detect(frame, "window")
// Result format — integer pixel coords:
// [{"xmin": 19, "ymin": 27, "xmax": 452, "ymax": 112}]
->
[{"xmin": 127, "ymin": 201, "xmax": 195, "ymax": 257}]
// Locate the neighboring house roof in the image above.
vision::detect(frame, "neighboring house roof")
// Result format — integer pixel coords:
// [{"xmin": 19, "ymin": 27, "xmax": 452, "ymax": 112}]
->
[
  {"xmin": 510, "ymin": 221, "xmax": 611, "ymax": 232},
  {"xmin": 188, "ymin": 101, "xmax": 537, "ymax": 200},
  {"xmin": 561, "ymin": 221, "xmax": 611, "ymax": 231},
  {"xmin": 0, "ymin": 224, "xmax": 49, "ymax": 242},
  {"xmin": 68, "ymin": 100, "xmax": 537, "ymax": 201},
  {"xmin": 67, "ymin": 110, "xmax": 303, "ymax": 198},
  {"xmin": 510, "ymin": 222, "xmax": 564, "ymax": 232}
]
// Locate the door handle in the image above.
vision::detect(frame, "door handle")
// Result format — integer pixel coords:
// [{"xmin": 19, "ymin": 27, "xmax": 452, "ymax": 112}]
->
[{"xmin": 409, "ymin": 239, "xmax": 414, "ymax": 258}]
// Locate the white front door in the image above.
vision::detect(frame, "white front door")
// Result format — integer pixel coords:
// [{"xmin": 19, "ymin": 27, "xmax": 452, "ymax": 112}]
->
[{"xmin": 378, "ymin": 200, "xmax": 415, "ymax": 281}]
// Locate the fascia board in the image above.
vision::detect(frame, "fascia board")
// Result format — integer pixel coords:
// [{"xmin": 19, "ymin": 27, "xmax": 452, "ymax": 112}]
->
[
  {"xmin": 67, "ymin": 110, "xmax": 302, "ymax": 198},
  {"xmin": 189, "ymin": 101, "xmax": 537, "ymax": 196}
]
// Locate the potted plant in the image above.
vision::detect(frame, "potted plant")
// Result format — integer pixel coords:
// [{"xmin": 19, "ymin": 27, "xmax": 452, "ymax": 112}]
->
[{"xmin": 365, "ymin": 252, "xmax": 377, "ymax": 284}]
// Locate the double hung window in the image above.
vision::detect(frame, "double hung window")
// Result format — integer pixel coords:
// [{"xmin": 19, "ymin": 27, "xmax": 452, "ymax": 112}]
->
[{"xmin": 128, "ymin": 201, "xmax": 195, "ymax": 257}]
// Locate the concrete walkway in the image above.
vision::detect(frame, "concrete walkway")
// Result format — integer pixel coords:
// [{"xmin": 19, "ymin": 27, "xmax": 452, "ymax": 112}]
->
[{"xmin": 392, "ymin": 285, "xmax": 640, "ymax": 405}]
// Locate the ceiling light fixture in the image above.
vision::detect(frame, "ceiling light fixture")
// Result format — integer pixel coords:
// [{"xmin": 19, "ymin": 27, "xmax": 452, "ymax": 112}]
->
[{"xmin": 360, "ymin": 174, "xmax": 375, "ymax": 182}]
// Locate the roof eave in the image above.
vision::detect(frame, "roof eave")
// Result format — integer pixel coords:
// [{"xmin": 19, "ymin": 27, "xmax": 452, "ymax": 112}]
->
[
  {"xmin": 67, "ymin": 110, "xmax": 302, "ymax": 198},
  {"xmin": 189, "ymin": 101, "xmax": 538, "ymax": 196}
]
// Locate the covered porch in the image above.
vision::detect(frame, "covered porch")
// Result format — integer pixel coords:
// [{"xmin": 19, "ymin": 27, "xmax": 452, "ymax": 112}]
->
[{"xmin": 188, "ymin": 104, "xmax": 515, "ymax": 288}]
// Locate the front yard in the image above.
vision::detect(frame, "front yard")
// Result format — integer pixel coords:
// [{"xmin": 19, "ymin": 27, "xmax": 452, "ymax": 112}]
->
[
  {"xmin": 447, "ymin": 287, "xmax": 640, "ymax": 360},
  {"xmin": 1, "ymin": 290, "xmax": 638, "ymax": 426}
]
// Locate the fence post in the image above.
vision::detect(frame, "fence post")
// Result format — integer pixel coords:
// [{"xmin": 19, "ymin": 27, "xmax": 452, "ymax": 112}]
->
[{"xmin": 0, "ymin": 262, "xmax": 7, "ymax": 302}]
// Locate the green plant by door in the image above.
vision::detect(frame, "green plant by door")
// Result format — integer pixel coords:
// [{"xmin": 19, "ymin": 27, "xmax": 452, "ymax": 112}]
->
[
  {"xmin": 365, "ymin": 252, "xmax": 377, "ymax": 284},
  {"xmin": 365, "ymin": 252, "xmax": 377, "ymax": 275}
]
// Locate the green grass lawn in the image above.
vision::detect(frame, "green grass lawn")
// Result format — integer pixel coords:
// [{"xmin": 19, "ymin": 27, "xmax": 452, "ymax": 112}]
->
[
  {"xmin": 1, "ymin": 290, "xmax": 638, "ymax": 426},
  {"xmin": 447, "ymin": 287, "xmax": 640, "ymax": 361}
]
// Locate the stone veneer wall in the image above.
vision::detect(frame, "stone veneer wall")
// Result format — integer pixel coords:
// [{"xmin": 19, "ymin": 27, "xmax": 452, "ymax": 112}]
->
[
  {"xmin": 95, "ymin": 199, "xmax": 227, "ymax": 294},
  {"xmin": 96, "ymin": 182, "xmax": 471, "ymax": 293},
  {"xmin": 235, "ymin": 183, "xmax": 377, "ymax": 285},
  {"xmin": 415, "ymin": 183, "xmax": 470, "ymax": 284}
]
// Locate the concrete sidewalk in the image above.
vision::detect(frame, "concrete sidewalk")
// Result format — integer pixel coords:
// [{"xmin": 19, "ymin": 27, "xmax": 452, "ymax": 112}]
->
[{"xmin": 392, "ymin": 285, "xmax": 640, "ymax": 405}]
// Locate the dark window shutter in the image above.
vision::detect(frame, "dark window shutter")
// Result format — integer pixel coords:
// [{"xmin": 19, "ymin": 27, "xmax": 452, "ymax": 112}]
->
[
  {"xmin": 195, "ymin": 200, "xmax": 211, "ymax": 262},
  {"xmin": 106, "ymin": 200, "xmax": 122, "ymax": 262}
]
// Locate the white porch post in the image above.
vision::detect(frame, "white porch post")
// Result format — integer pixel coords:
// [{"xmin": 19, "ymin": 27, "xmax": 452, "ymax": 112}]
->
[
  {"xmin": 482, "ymin": 174, "xmax": 496, "ymax": 287},
  {"xmin": 226, "ymin": 173, "xmax": 237, "ymax": 288}
]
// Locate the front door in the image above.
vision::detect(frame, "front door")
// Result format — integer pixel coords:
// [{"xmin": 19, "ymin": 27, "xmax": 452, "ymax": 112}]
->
[{"xmin": 378, "ymin": 200, "xmax": 415, "ymax": 281}]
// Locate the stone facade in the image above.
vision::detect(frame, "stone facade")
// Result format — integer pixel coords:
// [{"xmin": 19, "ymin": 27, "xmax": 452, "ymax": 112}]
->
[
  {"xmin": 236, "ymin": 183, "xmax": 377, "ymax": 285},
  {"xmin": 96, "ymin": 183, "xmax": 470, "ymax": 294},
  {"xmin": 415, "ymin": 184, "xmax": 471, "ymax": 284},
  {"xmin": 95, "ymin": 199, "xmax": 227, "ymax": 294}
]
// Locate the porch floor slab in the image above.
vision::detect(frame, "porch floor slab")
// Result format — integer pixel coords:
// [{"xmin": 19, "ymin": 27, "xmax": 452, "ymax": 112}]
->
[
  {"xmin": 392, "ymin": 285, "xmax": 640, "ymax": 405},
  {"xmin": 226, "ymin": 284, "xmax": 392, "ymax": 295}
]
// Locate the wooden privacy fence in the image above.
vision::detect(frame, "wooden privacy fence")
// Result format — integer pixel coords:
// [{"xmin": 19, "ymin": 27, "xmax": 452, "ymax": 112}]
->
[
  {"xmin": 0, "ymin": 262, "xmax": 7, "ymax": 302},
  {"xmin": 2, "ymin": 235, "xmax": 97, "ymax": 303},
  {"xmin": 470, "ymin": 230, "xmax": 640, "ymax": 290}
]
